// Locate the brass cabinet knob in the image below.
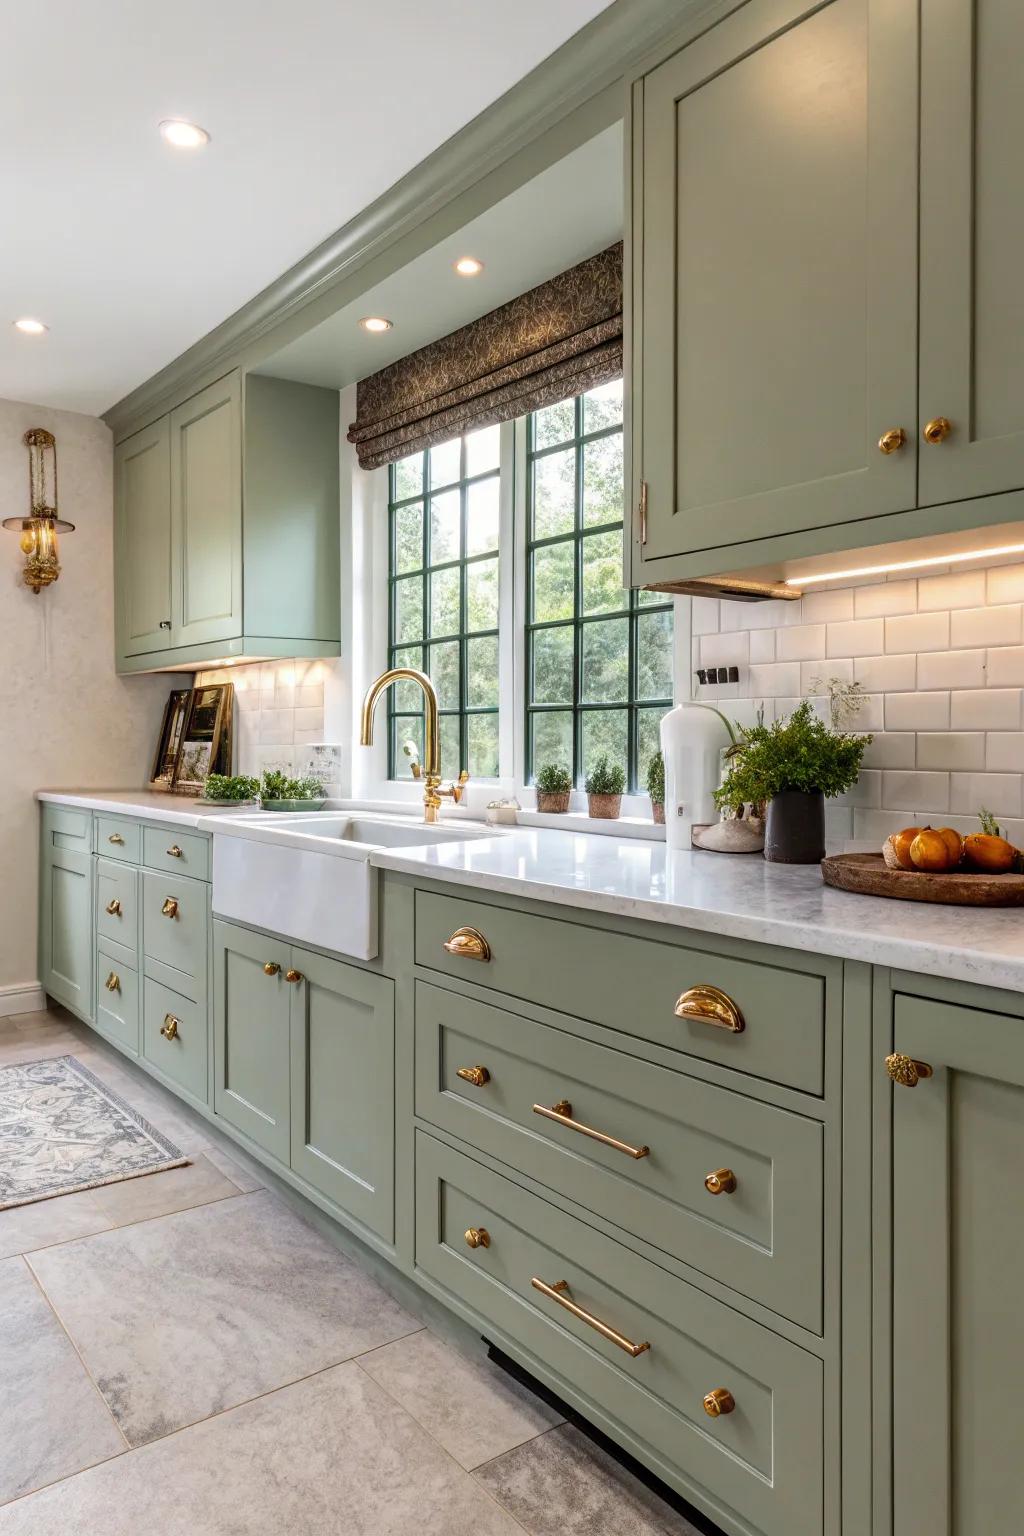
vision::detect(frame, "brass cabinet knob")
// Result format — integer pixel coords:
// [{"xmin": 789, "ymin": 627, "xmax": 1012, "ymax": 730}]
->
[
  {"xmin": 263, "ymin": 962, "xmax": 281, "ymax": 976},
  {"xmin": 160, "ymin": 1014, "xmax": 180, "ymax": 1041},
  {"xmin": 464, "ymin": 1227, "xmax": 491, "ymax": 1249},
  {"xmin": 674, "ymin": 984, "xmax": 744, "ymax": 1034},
  {"xmin": 885, "ymin": 1052, "xmax": 933, "ymax": 1088},
  {"xmin": 456, "ymin": 1065, "xmax": 490, "ymax": 1087},
  {"xmin": 108, "ymin": 833, "xmax": 125, "ymax": 845},
  {"xmin": 704, "ymin": 1168, "xmax": 737, "ymax": 1196},
  {"xmin": 166, "ymin": 844, "xmax": 183, "ymax": 858},
  {"xmin": 443, "ymin": 926, "xmax": 491, "ymax": 962},
  {"xmin": 105, "ymin": 899, "xmax": 122, "ymax": 916},
  {"xmin": 104, "ymin": 971, "xmax": 120, "ymax": 993},
  {"xmin": 161, "ymin": 897, "xmax": 179, "ymax": 919},
  {"xmin": 878, "ymin": 427, "xmax": 906, "ymax": 455},
  {"xmin": 285, "ymin": 969, "xmax": 303, "ymax": 984},
  {"xmin": 703, "ymin": 1388, "xmax": 736, "ymax": 1418},
  {"xmin": 923, "ymin": 416, "xmax": 952, "ymax": 444}
]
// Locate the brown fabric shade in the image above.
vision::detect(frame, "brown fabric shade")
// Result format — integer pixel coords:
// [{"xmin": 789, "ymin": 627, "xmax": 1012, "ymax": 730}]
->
[{"xmin": 347, "ymin": 243, "xmax": 623, "ymax": 470}]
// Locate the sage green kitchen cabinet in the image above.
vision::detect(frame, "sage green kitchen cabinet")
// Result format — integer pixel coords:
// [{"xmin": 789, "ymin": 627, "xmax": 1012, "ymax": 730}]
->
[
  {"xmin": 169, "ymin": 372, "xmax": 243, "ymax": 650},
  {"xmin": 113, "ymin": 417, "xmax": 172, "ymax": 657},
  {"xmin": 212, "ymin": 919, "xmax": 292, "ymax": 1161},
  {"xmin": 39, "ymin": 844, "xmax": 93, "ymax": 1021},
  {"xmin": 890, "ymin": 991, "xmax": 1024, "ymax": 1535}
]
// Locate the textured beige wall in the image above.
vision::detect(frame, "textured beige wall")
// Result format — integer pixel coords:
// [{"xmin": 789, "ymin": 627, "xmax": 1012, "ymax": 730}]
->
[{"xmin": 0, "ymin": 397, "xmax": 170, "ymax": 1000}]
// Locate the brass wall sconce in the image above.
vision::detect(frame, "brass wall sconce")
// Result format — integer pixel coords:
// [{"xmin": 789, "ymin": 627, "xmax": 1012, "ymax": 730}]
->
[{"xmin": 3, "ymin": 428, "xmax": 75, "ymax": 593}]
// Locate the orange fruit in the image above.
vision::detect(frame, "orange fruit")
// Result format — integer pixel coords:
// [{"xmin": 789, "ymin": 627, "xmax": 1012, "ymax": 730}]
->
[
  {"xmin": 935, "ymin": 827, "xmax": 963, "ymax": 866},
  {"xmin": 962, "ymin": 833, "xmax": 1016, "ymax": 873},
  {"xmin": 910, "ymin": 829, "xmax": 956, "ymax": 872},
  {"xmin": 887, "ymin": 826, "xmax": 925, "ymax": 870}
]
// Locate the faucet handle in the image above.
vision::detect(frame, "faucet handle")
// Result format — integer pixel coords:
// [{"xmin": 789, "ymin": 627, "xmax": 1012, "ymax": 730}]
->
[{"xmin": 435, "ymin": 770, "xmax": 470, "ymax": 805}]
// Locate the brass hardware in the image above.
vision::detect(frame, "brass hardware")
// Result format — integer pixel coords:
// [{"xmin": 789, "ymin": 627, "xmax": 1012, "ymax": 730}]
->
[
  {"xmin": 359, "ymin": 668, "xmax": 470, "ymax": 823},
  {"xmin": 166, "ymin": 844, "xmax": 183, "ymax": 859},
  {"xmin": 704, "ymin": 1168, "xmax": 737, "ymax": 1196},
  {"xmin": 285, "ymin": 969, "xmax": 303, "ymax": 984},
  {"xmin": 923, "ymin": 416, "xmax": 952, "ymax": 444},
  {"xmin": 457, "ymin": 1065, "xmax": 491, "ymax": 1087},
  {"xmin": 464, "ymin": 1227, "xmax": 491, "ymax": 1249},
  {"xmin": 531, "ymin": 1277, "xmax": 650, "ymax": 1359},
  {"xmin": 105, "ymin": 899, "xmax": 122, "ymax": 916},
  {"xmin": 533, "ymin": 1099, "xmax": 650, "ymax": 1160},
  {"xmin": 878, "ymin": 427, "xmax": 906, "ymax": 455},
  {"xmin": 2, "ymin": 428, "xmax": 74, "ymax": 594},
  {"xmin": 703, "ymin": 1388, "xmax": 736, "ymax": 1418},
  {"xmin": 161, "ymin": 897, "xmax": 179, "ymax": 919},
  {"xmin": 674, "ymin": 984, "xmax": 744, "ymax": 1034},
  {"xmin": 443, "ymin": 926, "xmax": 491, "ymax": 962},
  {"xmin": 639, "ymin": 480, "xmax": 648, "ymax": 545},
  {"xmin": 104, "ymin": 971, "xmax": 120, "ymax": 993},
  {"xmin": 263, "ymin": 962, "xmax": 281, "ymax": 977},
  {"xmin": 885, "ymin": 1052, "xmax": 934, "ymax": 1088},
  {"xmin": 160, "ymin": 1014, "xmax": 180, "ymax": 1041},
  {"xmin": 108, "ymin": 833, "xmax": 125, "ymax": 845},
  {"xmin": 159, "ymin": 619, "xmax": 172, "ymax": 630}
]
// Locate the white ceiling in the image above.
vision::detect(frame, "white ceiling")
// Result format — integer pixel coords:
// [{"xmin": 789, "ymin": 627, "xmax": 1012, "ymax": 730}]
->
[{"xmin": 0, "ymin": 0, "xmax": 614, "ymax": 418}]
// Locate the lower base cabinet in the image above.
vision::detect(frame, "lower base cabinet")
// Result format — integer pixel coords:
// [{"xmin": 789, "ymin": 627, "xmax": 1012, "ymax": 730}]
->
[
  {"xmin": 94, "ymin": 943, "xmax": 139, "ymax": 1054},
  {"xmin": 39, "ymin": 846, "xmax": 93, "ymax": 1021},
  {"xmin": 213, "ymin": 922, "xmax": 292, "ymax": 1159}
]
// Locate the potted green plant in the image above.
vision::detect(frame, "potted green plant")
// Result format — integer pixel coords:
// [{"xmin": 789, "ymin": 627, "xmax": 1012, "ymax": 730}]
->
[
  {"xmin": 646, "ymin": 750, "xmax": 665, "ymax": 825},
  {"xmin": 259, "ymin": 770, "xmax": 327, "ymax": 812},
  {"xmin": 202, "ymin": 773, "xmax": 260, "ymax": 805},
  {"xmin": 714, "ymin": 701, "xmax": 870, "ymax": 863},
  {"xmin": 585, "ymin": 755, "xmax": 626, "ymax": 820},
  {"xmin": 535, "ymin": 763, "xmax": 572, "ymax": 814}
]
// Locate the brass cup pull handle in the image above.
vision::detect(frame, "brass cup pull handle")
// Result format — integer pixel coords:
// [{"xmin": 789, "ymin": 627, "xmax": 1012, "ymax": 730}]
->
[
  {"xmin": 104, "ymin": 971, "xmax": 120, "ymax": 993},
  {"xmin": 161, "ymin": 897, "xmax": 179, "ymax": 919},
  {"xmin": 531, "ymin": 1277, "xmax": 650, "ymax": 1359},
  {"xmin": 263, "ymin": 962, "xmax": 281, "ymax": 977},
  {"xmin": 457, "ymin": 1065, "xmax": 490, "ymax": 1087},
  {"xmin": 923, "ymin": 416, "xmax": 952, "ymax": 444},
  {"xmin": 885, "ymin": 1052, "xmax": 934, "ymax": 1088},
  {"xmin": 160, "ymin": 1014, "xmax": 180, "ymax": 1041},
  {"xmin": 105, "ymin": 899, "xmax": 122, "ymax": 916},
  {"xmin": 464, "ymin": 1227, "xmax": 490, "ymax": 1249},
  {"xmin": 703, "ymin": 1387, "xmax": 736, "ymax": 1418},
  {"xmin": 166, "ymin": 844, "xmax": 183, "ymax": 858},
  {"xmin": 878, "ymin": 427, "xmax": 906, "ymax": 455},
  {"xmin": 108, "ymin": 833, "xmax": 125, "ymax": 845},
  {"xmin": 533, "ymin": 1099, "xmax": 650, "ymax": 1161},
  {"xmin": 443, "ymin": 926, "xmax": 491, "ymax": 962},
  {"xmin": 674, "ymin": 984, "xmax": 744, "ymax": 1034},
  {"xmin": 285, "ymin": 969, "xmax": 303, "ymax": 984},
  {"xmin": 704, "ymin": 1168, "xmax": 737, "ymax": 1196}
]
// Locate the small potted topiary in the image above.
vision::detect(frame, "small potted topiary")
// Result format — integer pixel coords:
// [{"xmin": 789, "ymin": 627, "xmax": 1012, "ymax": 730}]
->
[
  {"xmin": 535, "ymin": 763, "xmax": 572, "ymax": 814},
  {"xmin": 585, "ymin": 755, "xmax": 626, "ymax": 820},
  {"xmin": 646, "ymin": 750, "xmax": 665, "ymax": 825}
]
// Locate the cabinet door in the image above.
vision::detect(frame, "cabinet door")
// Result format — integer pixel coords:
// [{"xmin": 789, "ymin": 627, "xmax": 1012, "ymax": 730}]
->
[
  {"xmin": 114, "ymin": 417, "xmax": 171, "ymax": 656},
  {"xmin": 891, "ymin": 993, "xmax": 1024, "ymax": 1534},
  {"xmin": 169, "ymin": 372, "xmax": 242, "ymax": 648},
  {"xmin": 289, "ymin": 949, "xmax": 394, "ymax": 1242},
  {"xmin": 39, "ymin": 848, "xmax": 93, "ymax": 1021},
  {"xmin": 918, "ymin": 0, "xmax": 1024, "ymax": 504},
  {"xmin": 212, "ymin": 920, "xmax": 291, "ymax": 1160},
  {"xmin": 634, "ymin": 0, "xmax": 918, "ymax": 571}
]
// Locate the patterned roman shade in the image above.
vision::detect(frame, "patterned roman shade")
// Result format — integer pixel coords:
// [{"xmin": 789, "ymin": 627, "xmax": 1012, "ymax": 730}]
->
[{"xmin": 346, "ymin": 243, "xmax": 622, "ymax": 470}]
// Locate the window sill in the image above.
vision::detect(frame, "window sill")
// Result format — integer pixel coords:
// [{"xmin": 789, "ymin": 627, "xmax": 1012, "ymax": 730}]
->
[{"xmin": 514, "ymin": 809, "xmax": 666, "ymax": 841}]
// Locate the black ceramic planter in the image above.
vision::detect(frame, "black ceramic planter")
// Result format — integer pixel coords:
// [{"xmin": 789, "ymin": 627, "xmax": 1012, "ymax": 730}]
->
[{"xmin": 764, "ymin": 789, "xmax": 826, "ymax": 864}]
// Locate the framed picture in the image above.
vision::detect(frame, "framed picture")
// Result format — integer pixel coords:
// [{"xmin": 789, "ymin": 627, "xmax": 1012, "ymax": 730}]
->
[
  {"xmin": 150, "ymin": 689, "xmax": 192, "ymax": 788},
  {"xmin": 171, "ymin": 683, "xmax": 234, "ymax": 795}
]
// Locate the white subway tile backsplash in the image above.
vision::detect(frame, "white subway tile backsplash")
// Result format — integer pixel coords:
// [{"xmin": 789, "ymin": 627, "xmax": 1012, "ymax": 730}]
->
[
  {"xmin": 700, "ymin": 631, "xmax": 750, "ymax": 668},
  {"xmin": 861, "ymin": 732, "xmax": 916, "ymax": 769},
  {"xmin": 853, "ymin": 808, "xmax": 919, "ymax": 840},
  {"xmin": 777, "ymin": 624, "xmax": 827, "ymax": 662},
  {"xmin": 801, "ymin": 658, "xmax": 853, "ymax": 694},
  {"xmin": 882, "ymin": 770, "xmax": 950, "ymax": 813},
  {"xmin": 854, "ymin": 580, "xmax": 917, "ymax": 618},
  {"xmin": 747, "ymin": 662, "xmax": 802, "ymax": 696},
  {"xmin": 854, "ymin": 653, "xmax": 917, "ymax": 692},
  {"xmin": 987, "ymin": 564, "xmax": 1024, "ymax": 605},
  {"xmin": 917, "ymin": 570, "xmax": 987, "ymax": 611},
  {"xmin": 749, "ymin": 629, "xmax": 776, "ymax": 663},
  {"xmin": 885, "ymin": 691, "xmax": 950, "ymax": 731},
  {"xmin": 827, "ymin": 617, "xmax": 884, "ymax": 657},
  {"xmin": 986, "ymin": 733, "xmax": 1024, "ymax": 772},
  {"xmin": 949, "ymin": 772, "xmax": 1022, "ymax": 818},
  {"xmin": 294, "ymin": 706, "xmax": 325, "ymax": 733},
  {"xmin": 692, "ymin": 598, "xmax": 720, "ymax": 635},
  {"xmin": 950, "ymin": 604, "xmax": 1023, "ymax": 649},
  {"xmin": 917, "ymin": 650, "xmax": 986, "ymax": 690},
  {"xmin": 949, "ymin": 689, "xmax": 1021, "ymax": 730},
  {"xmin": 986, "ymin": 647, "xmax": 1024, "ymax": 687},
  {"xmin": 836, "ymin": 769, "xmax": 881, "ymax": 807},
  {"xmin": 802, "ymin": 589, "xmax": 854, "ymax": 623},
  {"xmin": 916, "ymin": 733, "xmax": 985, "ymax": 771},
  {"xmin": 885, "ymin": 611, "xmax": 950, "ymax": 654}
]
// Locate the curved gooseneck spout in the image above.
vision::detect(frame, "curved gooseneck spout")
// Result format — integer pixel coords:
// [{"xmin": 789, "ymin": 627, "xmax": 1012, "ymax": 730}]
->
[{"xmin": 360, "ymin": 667, "xmax": 468, "ymax": 822}]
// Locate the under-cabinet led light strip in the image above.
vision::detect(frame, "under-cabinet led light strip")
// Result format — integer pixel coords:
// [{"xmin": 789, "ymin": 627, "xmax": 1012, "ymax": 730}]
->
[{"xmin": 786, "ymin": 541, "xmax": 1024, "ymax": 587}]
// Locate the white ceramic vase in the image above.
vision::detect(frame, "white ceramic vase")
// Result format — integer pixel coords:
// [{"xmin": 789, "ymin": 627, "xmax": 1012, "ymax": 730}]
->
[{"xmin": 660, "ymin": 702, "xmax": 733, "ymax": 851}]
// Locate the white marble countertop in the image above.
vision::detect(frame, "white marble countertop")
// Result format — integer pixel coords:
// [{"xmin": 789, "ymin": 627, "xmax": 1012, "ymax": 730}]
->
[
  {"xmin": 371, "ymin": 828, "xmax": 1024, "ymax": 994},
  {"xmin": 35, "ymin": 789, "xmax": 261, "ymax": 829}
]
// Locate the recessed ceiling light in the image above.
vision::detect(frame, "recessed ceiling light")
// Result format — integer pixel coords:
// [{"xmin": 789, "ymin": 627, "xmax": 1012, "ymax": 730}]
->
[
  {"xmin": 454, "ymin": 257, "xmax": 484, "ymax": 276},
  {"xmin": 13, "ymin": 317, "xmax": 48, "ymax": 335},
  {"xmin": 359, "ymin": 316, "xmax": 394, "ymax": 333},
  {"xmin": 159, "ymin": 119, "xmax": 210, "ymax": 149}
]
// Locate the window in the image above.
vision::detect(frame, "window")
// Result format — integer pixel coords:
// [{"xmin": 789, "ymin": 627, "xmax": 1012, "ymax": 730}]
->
[
  {"xmin": 387, "ymin": 427, "xmax": 501, "ymax": 781},
  {"xmin": 524, "ymin": 381, "xmax": 673, "ymax": 791}
]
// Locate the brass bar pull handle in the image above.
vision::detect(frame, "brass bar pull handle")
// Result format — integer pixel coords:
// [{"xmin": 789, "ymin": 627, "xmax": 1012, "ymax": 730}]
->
[
  {"xmin": 105, "ymin": 972, "xmax": 120, "ymax": 993},
  {"xmin": 166, "ymin": 844, "xmax": 183, "ymax": 858},
  {"xmin": 533, "ymin": 1099, "xmax": 650, "ymax": 1161},
  {"xmin": 531, "ymin": 1277, "xmax": 650, "ymax": 1359},
  {"xmin": 703, "ymin": 1388, "xmax": 736, "ymax": 1418},
  {"xmin": 160, "ymin": 1014, "xmax": 179, "ymax": 1041},
  {"xmin": 108, "ymin": 833, "xmax": 125, "ymax": 845},
  {"xmin": 161, "ymin": 897, "xmax": 179, "ymax": 919},
  {"xmin": 674, "ymin": 984, "xmax": 744, "ymax": 1033},
  {"xmin": 704, "ymin": 1168, "xmax": 737, "ymax": 1196},
  {"xmin": 885, "ymin": 1053, "xmax": 934, "ymax": 1088},
  {"xmin": 443, "ymin": 926, "xmax": 491, "ymax": 962},
  {"xmin": 285, "ymin": 969, "xmax": 303, "ymax": 984},
  {"xmin": 464, "ymin": 1227, "xmax": 490, "ymax": 1249},
  {"xmin": 263, "ymin": 962, "xmax": 281, "ymax": 977},
  {"xmin": 105, "ymin": 899, "xmax": 122, "ymax": 916},
  {"xmin": 457, "ymin": 1065, "xmax": 490, "ymax": 1087}
]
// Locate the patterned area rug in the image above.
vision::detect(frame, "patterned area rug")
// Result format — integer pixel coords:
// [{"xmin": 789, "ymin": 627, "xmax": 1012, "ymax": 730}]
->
[{"xmin": 0, "ymin": 1055, "xmax": 188, "ymax": 1209}]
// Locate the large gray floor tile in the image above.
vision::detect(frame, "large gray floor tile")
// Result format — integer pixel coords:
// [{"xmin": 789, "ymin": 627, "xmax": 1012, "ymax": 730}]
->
[
  {"xmin": 0, "ymin": 1362, "xmax": 524, "ymax": 1536},
  {"xmin": 86, "ymin": 1154, "xmax": 241, "ymax": 1226},
  {"xmin": 359, "ymin": 1327, "xmax": 562, "ymax": 1469},
  {"xmin": 475, "ymin": 1423, "xmax": 703, "ymax": 1536},
  {"xmin": 0, "ymin": 1190, "xmax": 114, "ymax": 1260},
  {"xmin": 0, "ymin": 1257, "xmax": 124, "ymax": 1505},
  {"xmin": 27, "ymin": 1190, "xmax": 421, "ymax": 1445}
]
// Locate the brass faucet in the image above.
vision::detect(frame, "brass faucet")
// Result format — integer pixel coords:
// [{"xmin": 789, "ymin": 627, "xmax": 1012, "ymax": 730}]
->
[{"xmin": 360, "ymin": 667, "xmax": 469, "ymax": 823}]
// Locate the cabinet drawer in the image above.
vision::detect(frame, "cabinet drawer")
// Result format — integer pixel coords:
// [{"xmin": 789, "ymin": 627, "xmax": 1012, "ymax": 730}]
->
[
  {"xmin": 96, "ymin": 816, "xmax": 141, "ymax": 863},
  {"xmin": 96, "ymin": 860, "xmax": 138, "ymax": 955},
  {"xmin": 143, "ymin": 826, "xmax": 210, "ymax": 881},
  {"xmin": 95, "ymin": 942, "xmax": 140, "ymax": 1055},
  {"xmin": 142, "ymin": 977, "xmax": 207, "ymax": 1102},
  {"xmin": 416, "ymin": 1132, "xmax": 822, "ymax": 1536},
  {"xmin": 415, "ymin": 891, "xmax": 825, "ymax": 1095},
  {"xmin": 142, "ymin": 871, "xmax": 208, "ymax": 998},
  {"xmin": 41, "ymin": 804, "xmax": 92, "ymax": 853},
  {"xmin": 415, "ymin": 982, "xmax": 822, "ymax": 1331}
]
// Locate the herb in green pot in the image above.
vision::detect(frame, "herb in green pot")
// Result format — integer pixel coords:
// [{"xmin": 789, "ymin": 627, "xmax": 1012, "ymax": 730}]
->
[
  {"xmin": 204, "ymin": 773, "xmax": 259, "ymax": 803},
  {"xmin": 535, "ymin": 763, "xmax": 572, "ymax": 814},
  {"xmin": 584, "ymin": 756, "xmax": 626, "ymax": 820},
  {"xmin": 646, "ymin": 750, "xmax": 665, "ymax": 824},
  {"xmin": 260, "ymin": 770, "xmax": 326, "ymax": 807}
]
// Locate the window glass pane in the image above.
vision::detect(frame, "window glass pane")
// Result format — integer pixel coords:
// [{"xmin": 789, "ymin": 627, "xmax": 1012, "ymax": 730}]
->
[
  {"xmin": 466, "ymin": 476, "xmax": 499, "ymax": 556},
  {"xmin": 465, "ymin": 423, "xmax": 500, "ymax": 477},
  {"xmin": 532, "ymin": 541, "xmax": 575, "ymax": 624},
  {"xmin": 393, "ymin": 451, "xmax": 424, "ymax": 502},
  {"xmin": 466, "ymin": 556, "xmax": 499, "ymax": 633},
  {"xmin": 439, "ymin": 719, "xmax": 462, "ymax": 781},
  {"xmin": 636, "ymin": 610, "xmax": 674, "ymax": 700},
  {"xmin": 637, "ymin": 707, "xmax": 668, "ymax": 786},
  {"xmin": 637, "ymin": 586, "xmax": 667, "ymax": 608},
  {"xmin": 531, "ymin": 711, "xmax": 573, "ymax": 779},
  {"xmin": 581, "ymin": 618, "xmax": 629, "ymax": 704},
  {"xmin": 391, "ymin": 646, "xmax": 425, "ymax": 712},
  {"xmin": 583, "ymin": 379, "xmax": 623, "ymax": 434},
  {"xmin": 468, "ymin": 712, "xmax": 499, "ymax": 778},
  {"xmin": 531, "ymin": 624, "xmax": 574, "ymax": 706},
  {"xmin": 430, "ymin": 567, "xmax": 461, "ymax": 638},
  {"xmin": 582, "ymin": 710, "xmax": 628, "ymax": 783},
  {"xmin": 582, "ymin": 433, "xmax": 624, "ymax": 527},
  {"xmin": 428, "ymin": 640, "xmax": 460, "ymax": 711},
  {"xmin": 394, "ymin": 575, "xmax": 423, "ymax": 644},
  {"xmin": 467, "ymin": 635, "xmax": 499, "ymax": 709},
  {"xmin": 429, "ymin": 490, "xmax": 460, "ymax": 565},
  {"xmin": 392, "ymin": 715, "xmax": 424, "ymax": 780},
  {"xmin": 429, "ymin": 437, "xmax": 461, "ymax": 489},
  {"xmin": 394, "ymin": 502, "xmax": 423, "ymax": 574},
  {"xmin": 533, "ymin": 398, "xmax": 576, "ymax": 451},
  {"xmin": 532, "ymin": 449, "xmax": 575, "ymax": 539},
  {"xmin": 580, "ymin": 528, "xmax": 626, "ymax": 616}
]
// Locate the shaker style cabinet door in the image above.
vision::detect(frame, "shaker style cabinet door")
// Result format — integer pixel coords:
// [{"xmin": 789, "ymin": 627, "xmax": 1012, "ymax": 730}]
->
[
  {"xmin": 212, "ymin": 920, "xmax": 291, "ymax": 1161},
  {"xmin": 39, "ymin": 848, "xmax": 93, "ymax": 1021},
  {"xmin": 169, "ymin": 371, "xmax": 242, "ymax": 648},
  {"xmin": 890, "ymin": 994, "xmax": 1024, "ymax": 1535},
  {"xmin": 633, "ymin": 0, "xmax": 918, "ymax": 570},
  {"xmin": 918, "ymin": 0, "xmax": 1024, "ymax": 505},
  {"xmin": 113, "ymin": 417, "xmax": 171, "ymax": 657}
]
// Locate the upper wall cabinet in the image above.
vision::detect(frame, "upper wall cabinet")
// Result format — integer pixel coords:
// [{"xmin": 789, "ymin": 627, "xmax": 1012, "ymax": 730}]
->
[
  {"xmin": 627, "ymin": 0, "xmax": 1024, "ymax": 585},
  {"xmin": 114, "ymin": 371, "xmax": 341, "ymax": 673}
]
